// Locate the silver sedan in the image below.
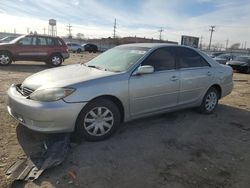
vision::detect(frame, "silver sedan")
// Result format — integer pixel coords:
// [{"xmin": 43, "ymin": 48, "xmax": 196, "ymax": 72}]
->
[{"xmin": 7, "ymin": 44, "xmax": 233, "ymax": 141}]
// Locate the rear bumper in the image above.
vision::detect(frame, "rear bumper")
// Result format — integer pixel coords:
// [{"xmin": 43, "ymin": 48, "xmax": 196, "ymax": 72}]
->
[
  {"xmin": 7, "ymin": 84, "xmax": 86, "ymax": 133},
  {"xmin": 221, "ymin": 82, "xmax": 233, "ymax": 98},
  {"xmin": 228, "ymin": 64, "xmax": 248, "ymax": 72}
]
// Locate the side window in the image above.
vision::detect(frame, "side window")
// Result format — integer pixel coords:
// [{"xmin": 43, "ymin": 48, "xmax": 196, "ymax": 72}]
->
[
  {"xmin": 178, "ymin": 48, "xmax": 209, "ymax": 68},
  {"xmin": 47, "ymin": 38, "xmax": 55, "ymax": 46},
  {"xmin": 18, "ymin": 37, "xmax": 32, "ymax": 45},
  {"xmin": 37, "ymin": 37, "xmax": 47, "ymax": 45},
  {"xmin": 142, "ymin": 48, "xmax": 176, "ymax": 71}
]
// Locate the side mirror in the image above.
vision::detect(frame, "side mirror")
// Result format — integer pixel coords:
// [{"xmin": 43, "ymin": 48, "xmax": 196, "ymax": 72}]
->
[{"xmin": 135, "ymin": 65, "xmax": 154, "ymax": 75}]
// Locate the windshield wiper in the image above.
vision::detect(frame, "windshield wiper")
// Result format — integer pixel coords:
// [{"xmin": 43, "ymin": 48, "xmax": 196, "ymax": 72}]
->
[{"xmin": 85, "ymin": 65, "xmax": 109, "ymax": 71}]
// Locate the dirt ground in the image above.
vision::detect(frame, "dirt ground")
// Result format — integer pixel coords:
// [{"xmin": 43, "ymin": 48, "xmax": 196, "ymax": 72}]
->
[{"xmin": 0, "ymin": 52, "xmax": 250, "ymax": 188}]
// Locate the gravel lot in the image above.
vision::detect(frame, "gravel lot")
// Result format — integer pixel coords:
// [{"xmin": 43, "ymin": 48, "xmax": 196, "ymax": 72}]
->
[{"xmin": 0, "ymin": 52, "xmax": 250, "ymax": 188}]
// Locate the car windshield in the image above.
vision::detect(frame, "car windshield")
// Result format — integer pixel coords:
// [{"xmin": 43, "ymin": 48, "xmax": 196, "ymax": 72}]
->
[
  {"xmin": 234, "ymin": 56, "xmax": 249, "ymax": 62},
  {"xmin": 86, "ymin": 46, "xmax": 150, "ymax": 72}
]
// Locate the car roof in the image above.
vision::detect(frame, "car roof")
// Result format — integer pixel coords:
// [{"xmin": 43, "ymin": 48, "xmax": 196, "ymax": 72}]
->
[
  {"xmin": 118, "ymin": 43, "xmax": 178, "ymax": 49},
  {"xmin": 23, "ymin": 34, "xmax": 60, "ymax": 39}
]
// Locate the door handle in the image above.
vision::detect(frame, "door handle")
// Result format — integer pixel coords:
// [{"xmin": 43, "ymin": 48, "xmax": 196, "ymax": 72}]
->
[
  {"xmin": 207, "ymin": 71, "xmax": 212, "ymax": 76},
  {"xmin": 170, "ymin": 76, "xmax": 179, "ymax": 81}
]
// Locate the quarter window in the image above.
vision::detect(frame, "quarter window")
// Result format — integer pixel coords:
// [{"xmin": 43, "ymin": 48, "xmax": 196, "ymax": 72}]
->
[
  {"xmin": 178, "ymin": 48, "xmax": 209, "ymax": 68},
  {"xmin": 142, "ymin": 48, "xmax": 176, "ymax": 71},
  {"xmin": 18, "ymin": 37, "xmax": 33, "ymax": 45}
]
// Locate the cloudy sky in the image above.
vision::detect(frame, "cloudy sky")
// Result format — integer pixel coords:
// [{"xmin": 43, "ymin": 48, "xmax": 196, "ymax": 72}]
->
[{"xmin": 0, "ymin": 0, "xmax": 250, "ymax": 47}]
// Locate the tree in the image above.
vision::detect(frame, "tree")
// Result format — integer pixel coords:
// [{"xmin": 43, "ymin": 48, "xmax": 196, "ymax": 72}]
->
[
  {"xmin": 76, "ymin": 33, "xmax": 84, "ymax": 43},
  {"xmin": 230, "ymin": 43, "xmax": 240, "ymax": 49}
]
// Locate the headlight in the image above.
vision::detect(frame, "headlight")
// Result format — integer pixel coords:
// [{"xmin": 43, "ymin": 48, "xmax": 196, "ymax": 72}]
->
[{"xmin": 29, "ymin": 88, "xmax": 75, "ymax": 102}]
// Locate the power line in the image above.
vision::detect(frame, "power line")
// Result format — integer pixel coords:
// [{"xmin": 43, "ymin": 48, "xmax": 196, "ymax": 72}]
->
[{"xmin": 208, "ymin": 26, "xmax": 215, "ymax": 50}]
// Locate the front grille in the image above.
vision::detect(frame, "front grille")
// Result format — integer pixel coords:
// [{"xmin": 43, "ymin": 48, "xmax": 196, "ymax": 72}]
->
[
  {"xmin": 22, "ymin": 87, "xmax": 34, "ymax": 96},
  {"xmin": 16, "ymin": 85, "xmax": 34, "ymax": 96}
]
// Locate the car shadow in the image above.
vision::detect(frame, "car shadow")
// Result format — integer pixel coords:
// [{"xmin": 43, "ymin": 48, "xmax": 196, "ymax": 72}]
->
[
  {"xmin": 10, "ymin": 104, "xmax": 250, "ymax": 188},
  {"xmin": 0, "ymin": 63, "xmax": 58, "ymax": 73}
]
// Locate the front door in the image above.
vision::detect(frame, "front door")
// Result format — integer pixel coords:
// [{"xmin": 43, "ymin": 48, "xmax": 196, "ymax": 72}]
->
[{"xmin": 129, "ymin": 47, "xmax": 180, "ymax": 116}]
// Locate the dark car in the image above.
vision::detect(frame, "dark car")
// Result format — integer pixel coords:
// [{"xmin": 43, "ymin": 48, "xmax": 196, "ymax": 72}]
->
[
  {"xmin": 83, "ymin": 43, "xmax": 98, "ymax": 53},
  {"xmin": 0, "ymin": 36, "xmax": 18, "ymax": 43},
  {"xmin": 213, "ymin": 53, "xmax": 237, "ymax": 64},
  {"xmin": 0, "ymin": 34, "xmax": 69, "ymax": 66},
  {"xmin": 226, "ymin": 56, "xmax": 250, "ymax": 73}
]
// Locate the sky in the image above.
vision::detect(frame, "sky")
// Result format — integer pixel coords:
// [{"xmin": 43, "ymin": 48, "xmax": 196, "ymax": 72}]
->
[{"xmin": 0, "ymin": 0, "xmax": 250, "ymax": 48}]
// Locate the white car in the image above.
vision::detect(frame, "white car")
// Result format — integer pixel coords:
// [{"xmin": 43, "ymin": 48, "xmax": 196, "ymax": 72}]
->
[{"xmin": 66, "ymin": 42, "xmax": 84, "ymax": 53}]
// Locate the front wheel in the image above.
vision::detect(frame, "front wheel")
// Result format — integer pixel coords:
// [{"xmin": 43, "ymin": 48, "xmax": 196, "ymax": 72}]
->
[
  {"xmin": 199, "ymin": 87, "xmax": 219, "ymax": 114},
  {"xmin": 0, "ymin": 52, "xmax": 12, "ymax": 66},
  {"xmin": 75, "ymin": 99, "xmax": 121, "ymax": 141},
  {"xmin": 48, "ymin": 54, "xmax": 62, "ymax": 67}
]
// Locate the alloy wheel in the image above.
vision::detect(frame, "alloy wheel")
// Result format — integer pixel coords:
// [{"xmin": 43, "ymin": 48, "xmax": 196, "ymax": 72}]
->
[{"xmin": 0, "ymin": 54, "xmax": 10, "ymax": 65}]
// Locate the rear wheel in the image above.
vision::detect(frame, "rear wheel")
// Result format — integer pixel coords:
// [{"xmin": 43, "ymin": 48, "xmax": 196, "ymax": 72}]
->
[
  {"xmin": 75, "ymin": 99, "xmax": 121, "ymax": 141},
  {"xmin": 199, "ymin": 87, "xmax": 219, "ymax": 114},
  {"xmin": 48, "ymin": 54, "xmax": 62, "ymax": 67},
  {"xmin": 0, "ymin": 52, "xmax": 12, "ymax": 66},
  {"xmin": 245, "ymin": 66, "xmax": 250, "ymax": 74},
  {"xmin": 76, "ymin": 48, "xmax": 82, "ymax": 53}
]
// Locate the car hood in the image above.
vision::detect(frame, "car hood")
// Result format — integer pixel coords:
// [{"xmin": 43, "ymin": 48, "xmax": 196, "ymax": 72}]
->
[
  {"xmin": 227, "ymin": 61, "xmax": 247, "ymax": 65},
  {"xmin": 21, "ymin": 64, "xmax": 116, "ymax": 90}
]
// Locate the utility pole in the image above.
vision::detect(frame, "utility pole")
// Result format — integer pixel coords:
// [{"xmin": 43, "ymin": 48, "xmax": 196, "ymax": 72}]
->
[
  {"xmin": 113, "ymin": 18, "xmax": 117, "ymax": 40},
  {"xmin": 208, "ymin": 26, "xmax": 215, "ymax": 50},
  {"xmin": 200, "ymin": 36, "xmax": 203, "ymax": 49},
  {"xmin": 244, "ymin": 41, "xmax": 247, "ymax": 49},
  {"xmin": 158, "ymin": 27, "xmax": 164, "ymax": 42},
  {"xmin": 66, "ymin": 24, "xmax": 72, "ymax": 38},
  {"xmin": 225, "ymin": 39, "xmax": 229, "ymax": 51},
  {"xmin": 27, "ymin": 28, "xmax": 29, "ymax": 34},
  {"xmin": 43, "ymin": 27, "xmax": 46, "ymax": 35}
]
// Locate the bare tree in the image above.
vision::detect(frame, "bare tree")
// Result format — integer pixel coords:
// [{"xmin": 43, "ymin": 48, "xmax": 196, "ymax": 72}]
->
[
  {"xmin": 230, "ymin": 43, "xmax": 240, "ymax": 49},
  {"xmin": 76, "ymin": 33, "xmax": 84, "ymax": 43}
]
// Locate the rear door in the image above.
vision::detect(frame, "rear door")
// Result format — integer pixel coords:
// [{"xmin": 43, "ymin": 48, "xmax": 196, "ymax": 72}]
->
[
  {"xmin": 176, "ymin": 47, "xmax": 212, "ymax": 105},
  {"xmin": 14, "ymin": 36, "xmax": 36, "ymax": 60},
  {"xmin": 129, "ymin": 47, "xmax": 180, "ymax": 116}
]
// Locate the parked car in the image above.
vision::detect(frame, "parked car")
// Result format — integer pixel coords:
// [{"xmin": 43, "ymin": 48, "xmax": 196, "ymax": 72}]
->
[
  {"xmin": 83, "ymin": 43, "xmax": 98, "ymax": 53},
  {"xmin": 7, "ymin": 44, "xmax": 233, "ymax": 141},
  {"xmin": 209, "ymin": 52, "xmax": 225, "ymax": 58},
  {"xmin": 66, "ymin": 42, "xmax": 84, "ymax": 53},
  {"xmin": 226, "ymin": 56, "xmax": 250, "ymax": 73},
  {"xmin": 213, "ymin": 53, "xmax": 237, "ymax": 64},
  {"xmin": 0, "ymin": 34, "xmax": 69, "ymax": 66},
  {"xmin": 0, "ymin": 36, "xmax": 17, "ymax": 43}
]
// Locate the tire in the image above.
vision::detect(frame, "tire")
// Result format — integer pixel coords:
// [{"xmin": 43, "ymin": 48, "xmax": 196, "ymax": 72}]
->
[
  {"xmin": 75, "ymin": 99, "xmax": 121, "ymax": 141},
  {"xmin": 76, "ymin": 48, "xmax": 82, "ymax": 53},
  {"xmin": 0, "ymin": 51, "xmax": 12, "ymax": 66},
  {"xmin": 48, "ymin": 54, "xmax": 62, "ymax": 67},
  {"xmin": 246, "ymin": 66, "xmax": 250, "ymax": 74},
  {"xmin": 198, "ymin": 87, "xmax": 219, "ymax": 114}
]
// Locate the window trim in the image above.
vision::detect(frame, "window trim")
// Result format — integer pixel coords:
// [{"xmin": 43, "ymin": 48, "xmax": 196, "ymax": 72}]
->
[
  {"xmin": 175, "ymin": 47, "xmax": 211, "ymax": 69},
  {"xmin": 140, "ymin": 47, "xmax": 178, "ymax": 72}
]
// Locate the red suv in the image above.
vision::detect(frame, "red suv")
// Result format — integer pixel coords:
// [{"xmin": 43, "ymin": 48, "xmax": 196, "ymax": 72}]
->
[{"xmin": 0, "ymin": 34, "xmax": 69, "ymax": 67}]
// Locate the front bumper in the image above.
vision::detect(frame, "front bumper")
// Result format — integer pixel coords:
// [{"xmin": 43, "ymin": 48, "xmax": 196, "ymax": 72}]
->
[
  {"xmin": 61, "ymin": 52, "xmax": 70, "ymax": 59},
  {"xmin": 7, "ymin": 84, "xmax": 86, "ymax": 133}
]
